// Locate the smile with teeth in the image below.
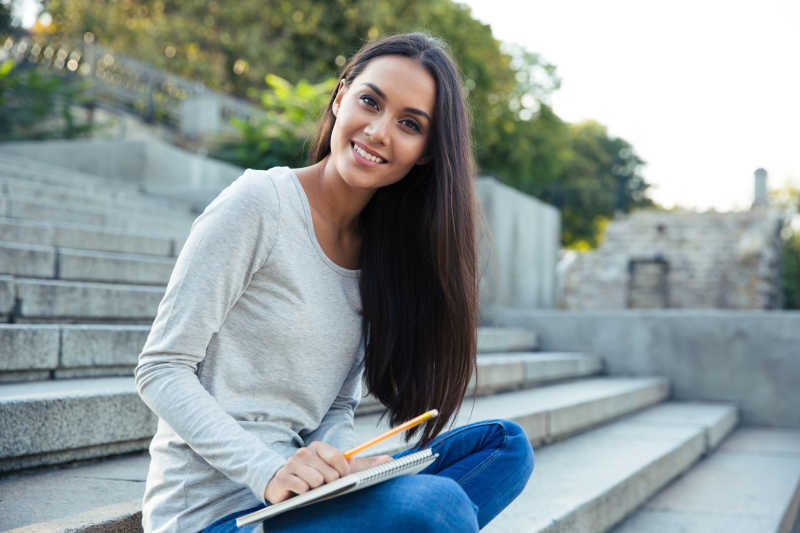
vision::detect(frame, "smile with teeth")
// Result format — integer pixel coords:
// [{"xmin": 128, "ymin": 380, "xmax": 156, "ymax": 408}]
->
[{"xmin": 352, "ymin": 142, "xmax": 387, "ymax": 164}]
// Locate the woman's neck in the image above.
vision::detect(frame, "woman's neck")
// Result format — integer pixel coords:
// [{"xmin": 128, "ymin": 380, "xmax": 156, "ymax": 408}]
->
[{"xmin": 293, "ymin": 156, "xmax": 374, "ymax": 238}]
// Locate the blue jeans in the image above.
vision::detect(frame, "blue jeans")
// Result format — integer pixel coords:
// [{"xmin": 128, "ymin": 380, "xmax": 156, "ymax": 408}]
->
[{"xmin": 200, "ymin": 418, "xmax": 534, "ymax": 532}]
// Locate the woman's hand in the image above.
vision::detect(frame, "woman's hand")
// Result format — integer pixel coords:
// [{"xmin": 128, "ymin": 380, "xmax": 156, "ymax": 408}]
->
[
  {"xmin": 264, "ymin": 441, "xmax": 392, "ymax": 504},
  {"xmin": 347, "ymin": 453, "xmax": 393, "ymax": 474}
]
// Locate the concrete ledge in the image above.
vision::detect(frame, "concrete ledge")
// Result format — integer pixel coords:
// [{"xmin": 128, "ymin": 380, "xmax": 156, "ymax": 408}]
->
[
  {"xmin": 485, "ymin": 308, "xmax": 800, "ymax": 428},
  {"xmin": 2, "ymin": 175, "xmax": 193, "ymax": 218},
  {"xmin": 0, "ymin": 151, "xmax": 197, "ymax": 213},
  {"xmin": 0, "ymin": 139, "xmax": 242, "ymax": 212},
  {"xmin": 0, "ymin": 381, "xmax": 685, "ymax": 531},
  {"xmin": 0, "ymin": 275, "xmax": 16, "ymax": 315},
  {"xmin": 475, "ymin": 352, "xmax": 603, "ymax": 392},
  {"xmin": 15, "ymin": 279, "xmax": 163, "ymax": 320},
  {"xmin": 485, "ymin": 402, "xmax": 737, "ymax": 532},
  {"xmin": 0, "ymin": 325, "xmax": 59, "ymax": 373},
  {"xmin": 6, "ymin": 499, "xmax": 143, "ymax": 533},
  {"xmin": 0, "ymin": 453, "xmax": 149, "ymax": 532},
  {"xmin": 477, "ymin": 327, "xmax": 538, "ymax": 353},
  {"xmin": 612, "ymin": 427, "xmax": 800, "ymax": 533},
  {"xmin": 5, "ymin": 195, "xmax": 190, "ymax": 237},
  {"xmin": 0, "ymin": 327, "xmax": 554, "ymax": 380},
  {"xmin": 0, "ymin": 241, "xmax": 55, "ymax": 278},
  {"xmin": 357, "ymin": 352, "xmax": 604, "ymax": 414},
  {"xmin": 0, "ymin": 375, "xmax": 653, "ymax": 476},
  {"xmin": 61, "ymin": 325, "xmax": 150, "ymax": 368},
  {"xmin": 0, "ymin": 353, "xmax": 605, "ymax": 469},
  {"xmin": 354, "ymin": 377, "xmax": 671, "ymax": 456},
  {"xmin": 0, "ymin": 377, "xmax": 156, "ymax": 468},
  {"xmin": 58, "ymin": 248, "xmax": 174, "ymax": 285},
  {"xmin": 0, "ymin": 218, "xmax": 174, "ymax": 256},
  {"xmin": 1, "ymin": 438, "xmax": 152, "ymax": 474},
  {"xmin": 0, "ymin": 325, "xmax": 149, "ymax": 380}
]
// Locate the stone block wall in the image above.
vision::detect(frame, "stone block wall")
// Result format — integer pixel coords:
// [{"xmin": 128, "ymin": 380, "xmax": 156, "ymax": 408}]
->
[{"xmin": 561, "ymin": 208, "xmax": 784, "ymax": 310}]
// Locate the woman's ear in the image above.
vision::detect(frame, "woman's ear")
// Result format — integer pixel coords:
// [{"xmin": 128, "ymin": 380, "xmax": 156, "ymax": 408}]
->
[{"xmin": 331, "ymin": 79, "xmax": 347, "ymax": 118}]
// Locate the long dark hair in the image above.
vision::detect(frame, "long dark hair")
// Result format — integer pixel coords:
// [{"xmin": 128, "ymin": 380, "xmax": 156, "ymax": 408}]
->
[{"xmin": 310, "ymin": 33, "xmax": 478, "ymax": 447}]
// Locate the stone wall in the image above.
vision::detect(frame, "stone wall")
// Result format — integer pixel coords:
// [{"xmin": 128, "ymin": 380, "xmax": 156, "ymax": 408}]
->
[
  {"xmin": 477, "ymin": 178, "xmax": 560, "ymax": 310},
  {"xmin": 561, "ymin": 208, "xmax": 784, "ymax": 310},
  {"xmin": 483, "ymin": 307, "xmax": 800, "ymax": 428}
]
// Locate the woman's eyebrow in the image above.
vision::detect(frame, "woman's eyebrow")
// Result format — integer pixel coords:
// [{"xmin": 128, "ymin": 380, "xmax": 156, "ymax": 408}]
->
[{"xmin": 361, "ymin": 82, "xmax": 431, "ymax": 122}]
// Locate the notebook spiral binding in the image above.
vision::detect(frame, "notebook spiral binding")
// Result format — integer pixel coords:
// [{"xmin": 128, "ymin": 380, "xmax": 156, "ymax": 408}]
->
[{"xmin": 359, "ymin": 449, "xmax": 435, "ymax": 484}]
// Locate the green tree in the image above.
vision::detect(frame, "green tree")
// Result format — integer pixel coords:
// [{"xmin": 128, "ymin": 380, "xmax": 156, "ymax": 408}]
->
[
  {"xmin": 40, "ymin": 0, "xmax": 652, "ymax": 246},
  {"xmin": 0, "ymin": 1, "xmax": 12, "ymax": 34},
  {"xmin": 210, "ymin": 74, "xmax": 336, "ymax": 170},
  {"xmin": 40, "ymin": 0, "xmax": 545, "ymax": 172},
  {"xmin": 0, "ymin": 58, "xmax": 98, "ymax": 141},
  {"xmin": 771, "ymin": 185, "xmax": 800, "ymax": 309}
]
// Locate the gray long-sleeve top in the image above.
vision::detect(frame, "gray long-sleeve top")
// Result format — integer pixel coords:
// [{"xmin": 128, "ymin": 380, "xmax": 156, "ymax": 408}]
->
[{"xmin": 135, "ymin": 167, "xmax": 365, "ymax": 533}]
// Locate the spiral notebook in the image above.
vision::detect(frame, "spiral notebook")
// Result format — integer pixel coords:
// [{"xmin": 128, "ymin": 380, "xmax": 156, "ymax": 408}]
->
[{"xmin": 236, "ymin": 449, "xmax": 438, "ymax": 527}]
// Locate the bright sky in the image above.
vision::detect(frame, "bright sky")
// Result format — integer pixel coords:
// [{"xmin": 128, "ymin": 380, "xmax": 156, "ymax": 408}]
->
[
  {"xmin": 459, "ymin": 0, "xmax": 800, "ymax": 211},
  {"xmin": 11, "ymin": 0, "xmax": 800, "ymax": 211}
]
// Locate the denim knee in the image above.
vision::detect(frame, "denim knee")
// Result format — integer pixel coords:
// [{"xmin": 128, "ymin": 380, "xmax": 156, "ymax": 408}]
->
[
  {"xmin": 389, "ymin": 476, "xmax": 478, "ymax": 533},
  {"xmin": 506, "ymin": 420, "xmax": 534, "ymax": 467}
]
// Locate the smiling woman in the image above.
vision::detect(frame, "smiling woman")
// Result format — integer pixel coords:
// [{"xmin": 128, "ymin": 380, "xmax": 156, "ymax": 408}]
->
[
  {"xmin": 325, "ymin": 54, "xmax": 435, "ymax": 188},
  {"xmin": 135, "ymin": 33, "xmax": 533, "ymax": 533}
]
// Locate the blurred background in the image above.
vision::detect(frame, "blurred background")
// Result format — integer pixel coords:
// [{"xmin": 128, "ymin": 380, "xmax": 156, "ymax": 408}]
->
[
  {"xmin": 1, "ymin": 0, "xmax": 797, "ymax": 311},
  {"xmin": 1, "ymin": 3, "xmax": 799, "ymax": 532}
]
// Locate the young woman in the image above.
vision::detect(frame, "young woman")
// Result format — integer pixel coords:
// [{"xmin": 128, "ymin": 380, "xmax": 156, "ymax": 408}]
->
[{"xmin": 136, "ymin": 33, "xmax": 533, "ymax": 533}]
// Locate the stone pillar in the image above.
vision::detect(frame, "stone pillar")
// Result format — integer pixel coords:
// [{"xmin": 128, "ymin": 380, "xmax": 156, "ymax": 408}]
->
[
  {"xmin": 753, "ymin": 167, "xmax": 768, "ymax": 208},
  {"xmin": 179, "ymin": 95, "xmax": 222, "ymax": 139}
]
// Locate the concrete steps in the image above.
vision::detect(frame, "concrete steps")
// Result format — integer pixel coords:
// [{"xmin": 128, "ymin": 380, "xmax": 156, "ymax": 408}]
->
[
  {"xmin": 0, "ymin": 376, "xmax": 671, "ymax": 531},
  {"xmin": 477, "ymin": 326, "xmax": 538, "ymax": 352},
  {"xmin": 0, "ymin": 326, "xmax": 570, "ymax": 383},
  {"xmin": 1, "ymin": 277, "xmax": 163, "ymax": 322},
  {"xmin": 484, "ymin": 402, "xmax": 739, "ymax": 532},
  {"xmin": 0, "ymin": 324, "xmax": 150, "ymax": 382},
  {"xmin": 0, "ymin": 353, "xmax": 607, "ymax": 472},
  {"xmin": 0, "ymin": 217, "xmax": 177, "ymax": 256},
  {"xmin": 0, "ymin": 153, "xmax": 186, "ymax": 212},
  {"xmin": 1, "ymin": 194, "xmax": 192, "ymax": 237},
  {"xmin": 611, "ymin": 427, "xmax": 800, "ymax": 533},
  {"xmin": 0, "ymin": 242, "xmax": 176, "ymax": 285},
  {"xmin": 0, "ymin": 176, "xmax": 191, "ymax": 218}
]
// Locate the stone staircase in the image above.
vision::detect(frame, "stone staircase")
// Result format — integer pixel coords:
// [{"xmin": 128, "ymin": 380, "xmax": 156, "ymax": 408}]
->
[{"xmin": 1, "ymin": 152, "xmax": 798, "ymax": 532}]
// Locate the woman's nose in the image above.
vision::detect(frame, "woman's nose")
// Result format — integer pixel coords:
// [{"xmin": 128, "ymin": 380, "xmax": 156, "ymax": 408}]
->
[{"xmin": 364, "ymin": 115, "xmax": 390, "ymax": 144}]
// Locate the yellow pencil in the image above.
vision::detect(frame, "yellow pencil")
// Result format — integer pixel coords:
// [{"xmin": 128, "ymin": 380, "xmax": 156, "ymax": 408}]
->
[{"xmin": 343, "ymin": 409, "xmax": 439, "ymax": 458}]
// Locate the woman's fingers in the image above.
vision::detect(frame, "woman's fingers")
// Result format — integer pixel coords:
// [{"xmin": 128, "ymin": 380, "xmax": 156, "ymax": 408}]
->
[
  {"xmin": 267, "ymin": 470, "xmax": 309, "ymax": 503},
  {"xmin": 265, "ymin": 443, "xmax": 352, "ymax": 503},
  {"xmin": 288, "ymin": 443, "xmax": 348, "ymax": 486},
  {"xmin": 308, "ymin": 441, "xmax": 350, "ymax": 477},
  {"xmin": 348, "ymin": 454, "xmax": 393, "ymax": 473},
  {"xmin": 288, "ymin": 461, "xmax": 327, "ymax": 488}
]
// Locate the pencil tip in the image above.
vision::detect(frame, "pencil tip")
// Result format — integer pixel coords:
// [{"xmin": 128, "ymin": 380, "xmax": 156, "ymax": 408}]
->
[{"xmin": 430, "ymin": 409, "xmax": 439, "ymax": 418}]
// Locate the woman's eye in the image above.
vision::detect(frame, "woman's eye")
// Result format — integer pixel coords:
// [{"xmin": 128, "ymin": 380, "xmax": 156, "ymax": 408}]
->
[
  {"xmin": 358, "ymin": 95, "xmax": 420, "ymax": 132},
  {"xmin": 359, "ymin": 95, "xmax": 378, "ymax": 108},
  {"xmin": 402, "ymin": 119, "xmax": 421, "ymax": 132}
]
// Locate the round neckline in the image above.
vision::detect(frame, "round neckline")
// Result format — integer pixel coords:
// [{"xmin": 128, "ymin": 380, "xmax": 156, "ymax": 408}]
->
[{"xmin": 286, "ymin": 168, "xmax": 361, "ymax": 278}]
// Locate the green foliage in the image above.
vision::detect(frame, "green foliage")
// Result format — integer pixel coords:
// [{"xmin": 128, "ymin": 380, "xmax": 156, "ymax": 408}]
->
[
  {"xmin": 772, "ymin": 186, "xmax": 800, "ymax": 309},
  {"xmin": 489, "ymin": 116, "xmax": 651, "ymax": 246},
  {"xmin": 783, "ymin": 230, "xmax": 800, "ymax": 309},
  {"xmin": 40, "ymin": 0, "xmax": 542, "ymax": 167},
  {"xmin": 210, "ymin": 75, "xmax": 336, "ymax": 169},
  {"xmin": 43, "ymin": 0, "xmax": 654, "ymax": 246},
  {"xmin": 0, "ymin": 58, "xmax": 98, "ymax": 141},
  {"xmin": 0, "ymin": 1, "xmax": 12, "ymax": 34}
]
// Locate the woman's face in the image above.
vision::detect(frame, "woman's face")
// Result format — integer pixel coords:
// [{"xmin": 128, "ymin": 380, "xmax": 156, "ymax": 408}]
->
[{"xmin": 329, "ymin": 55, "xmax": 436, "ymax": 190}]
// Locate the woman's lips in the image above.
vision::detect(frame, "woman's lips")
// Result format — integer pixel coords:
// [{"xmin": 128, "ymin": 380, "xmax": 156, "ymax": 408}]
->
[{"xmin": 351, "ymin": 141, "xmax": 386, "ymax": 166}]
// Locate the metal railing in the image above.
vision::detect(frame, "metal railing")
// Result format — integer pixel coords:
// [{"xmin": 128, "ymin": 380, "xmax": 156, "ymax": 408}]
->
[{"xmin": 1, "ymin": 33, "xmax": 264, "ymax": 134}]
